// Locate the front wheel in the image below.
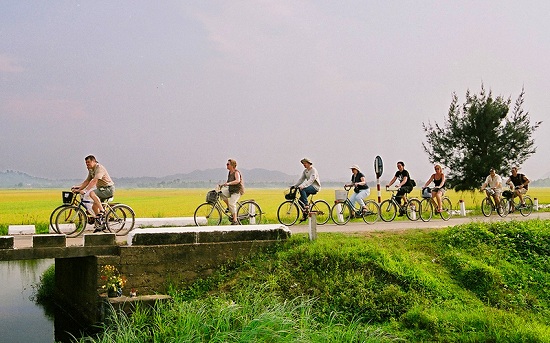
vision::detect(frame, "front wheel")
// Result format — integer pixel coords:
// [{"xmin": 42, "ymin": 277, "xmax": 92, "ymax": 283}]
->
[
  {"xmin": 406, "ymin": 199, "xmax": 421, "ymax": 221},
  {"xmin": 362, "ymin": 200, "xmax": 380, "ymax": 224},
  {"xmin": 439, "ymin": 197, "xmax": 453, "ymax": 221},
  {"xmin": 194, "ymin": 203, "xmax": 222, "ymax": 226},
  {"xmin": 497, "ymin": 198, "xmax": 508, "ymax": 217},
  {"xmin": 56, "ymin": 205, "xmax": 87, "ymax": 237},
  {"xmin": 419, "ymin": 198, "xmax": 433, "ymax": 222},
  {"xmin": 237, "ymin": 201, "xmax": 263, "ymax": 225},
  {"xmin": 520, "ymin": 197, "xmax": 534, "ymax": 216},
  {"xmin": 312, "ymin": 200, "xmax": 331, "ymax": 225},
  {"xmin": 105, "ymin": 204, "xmax": 135, "ymax": 235},
  {"xmin": 49, "ymin": 204, "xmax": 71, "ymax": 233},
  {"xmin": 481, "ymin": 198, "xmax": 493, "ymax": 217},
  {"xmin": 277, "ymin": 201, "xmax": 299, "ymax": 226},
  {"xmin": 380, "ymin": 199, "xmax": 397, "ymax": 222},
  {"xmin": 331, "ymin": 201, "xmax": 353, "ymax": 225}
]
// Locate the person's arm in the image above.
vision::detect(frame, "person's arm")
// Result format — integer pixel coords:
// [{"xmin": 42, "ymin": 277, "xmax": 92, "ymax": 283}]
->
[
  {"xmin": 299, "ymin": 169, "xmax": 318, "ymax": 189},
  {"xmin": 439, "ymin": 174, "xmax": 446, "ymax": 188},
  {"xmin": 294, "ymin": 171, "xmax": 306, "ymax": 188},
  {"xmin": 423, "ymin": 174, "xmax": 434, "ymax": 188},
  {"xmin": 386, "ymin": 176, "xmax": 397, "ymax": 188},
  {"xmin": 521, "ymin": 175, "xmax": 530, "ymax": 188},
  {"xmin": 355, "ymin": 175, "xmax": 366, "ymax": 187}
]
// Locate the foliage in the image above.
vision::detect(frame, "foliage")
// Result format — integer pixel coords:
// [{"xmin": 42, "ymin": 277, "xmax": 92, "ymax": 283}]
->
[
  {"xmin": 100, "ymin": 265, "xmax": 126, "ymax": 293},
  {"xmin": 78, "ymin": 220, "xmax": 550, "ymax": 342},
  {"xmin": 422, "ymin": 84, "xmax": 541, "ymax": 191}
]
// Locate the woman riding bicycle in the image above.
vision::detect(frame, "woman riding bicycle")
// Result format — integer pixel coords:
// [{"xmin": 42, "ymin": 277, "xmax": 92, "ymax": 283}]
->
[
  {"xmin": 422, "ymin": 164, "xmax": 446, "ymax": 213},
  {"xmin": 346, "ymin": 164, "xmax": 370, "ymax": 212},
  {"xmin": 221, "ymin": 159, "xmax": 244, "ymax": 225},
  {"xmin": 293, "ymin": 158, "xmax": 321, "ymax": 221}
]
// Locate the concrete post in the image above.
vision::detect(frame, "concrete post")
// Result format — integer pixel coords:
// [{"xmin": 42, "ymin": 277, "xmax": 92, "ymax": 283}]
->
[
  {"xmin": 534, "ymin": 198, "xmax": 539, "ymax": 211},
  {"xmin": 249, "ymin": 203, "xmax": 256, "ymax": 224},
  {"xmin": 459, "ymin": 199, "xmax": 466, "ymax": 216},
  {"xmin": 308, "ymin": 212, "xmax": 317, "ymax": 241}
]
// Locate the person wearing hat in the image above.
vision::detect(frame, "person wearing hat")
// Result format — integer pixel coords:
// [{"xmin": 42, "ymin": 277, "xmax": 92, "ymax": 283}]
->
[
  {"xmin": 346, "ymin": 165, "xmax": 370, "ymax": 212},
  {"xmin": 293, "ymin": 158, "xmax": 321, "ymax": 218}
]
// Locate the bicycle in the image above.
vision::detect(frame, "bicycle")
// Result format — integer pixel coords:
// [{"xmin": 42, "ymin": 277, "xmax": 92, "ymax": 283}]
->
[
  {"xmin": 52, "ymin": 190, "xmax": 135, "ymax": 237},
  {"xmin": 379, "ymin": 186, "xmax": 421, "ymax": 222},
  {"xmin": 481, "ymin": 187, "xmax": 506, "ymax": 217},
  {"xmin": 419, "ymin": 187, "xmax": 453, "ymax": 221},
  {"xmin": 500, "ymin": 187, "xmax": 534, "ymax": 217},
  {"xmin": 193, "ymin": 185, "xmax": 264, "ymax": 226},
  {"xmin": 277, "ymin": 187, "xmax": 330, "ymax": 226},
  {"xmin": 330, "ymin": 185, "xmax": 379, "ymax": 225}
]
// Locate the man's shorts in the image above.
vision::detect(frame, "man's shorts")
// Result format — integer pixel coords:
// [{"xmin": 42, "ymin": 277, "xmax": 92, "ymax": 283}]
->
[{"xmin": 95, "ymin": 185, "xmax": 115, "ymax": 200}]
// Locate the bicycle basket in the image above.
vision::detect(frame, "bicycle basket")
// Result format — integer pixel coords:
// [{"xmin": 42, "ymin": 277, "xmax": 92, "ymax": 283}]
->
[
  {"xmin": 62, "ymin": 191, "xmax": 75, "ymax": 204},
  {"xmin": 284, "ymin": 188, "xmax": 297, "ymax": 200},
  {"xmin": 502, "ymin": 190, "xmax": 514, "ymax": 199},
  {"xmin": 206, "ymin": 190, "xmax": 219, "ymax": 204},
  {"xmin": 422, "ymin": 187, "xmax": 432, "ymax": 198}
]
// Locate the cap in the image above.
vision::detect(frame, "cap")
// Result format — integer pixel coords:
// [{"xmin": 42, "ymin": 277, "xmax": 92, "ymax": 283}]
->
[{"xmin": 301, "ymin": 158, "xmax": 312, "ymax": 164}]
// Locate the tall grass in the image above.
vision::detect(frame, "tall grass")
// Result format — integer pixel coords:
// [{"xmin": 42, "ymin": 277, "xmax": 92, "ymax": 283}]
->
[{"xmin": 75, "ymin": 219, "xmax": 550, "ymax": 342}]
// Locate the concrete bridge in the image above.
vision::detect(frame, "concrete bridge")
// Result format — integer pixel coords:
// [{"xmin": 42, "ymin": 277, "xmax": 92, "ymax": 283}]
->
[{"xmin": 1, "ymin": 224, "xmax": 291, "ymax": 325}]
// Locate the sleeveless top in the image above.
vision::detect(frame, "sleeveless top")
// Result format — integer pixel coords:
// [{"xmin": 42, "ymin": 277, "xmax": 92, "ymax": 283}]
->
[
  {"xmin": 228, "ymin": 170, "xmax": 244, "ymax": 194},
  {"xmin": 433, "ymin": 174, "xmax": 444, "ymax": 188}
]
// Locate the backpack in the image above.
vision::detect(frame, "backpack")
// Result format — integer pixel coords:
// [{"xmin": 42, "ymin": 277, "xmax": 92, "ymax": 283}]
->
[{"xmin": 410, "ymin": 179, "xmax": 416, "ymax": 187}]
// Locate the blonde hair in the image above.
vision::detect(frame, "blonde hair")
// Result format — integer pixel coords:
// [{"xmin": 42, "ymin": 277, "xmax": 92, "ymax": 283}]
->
[{"xmin": 227, "ymin": 159, "xmax": 237, "ymax": 168}]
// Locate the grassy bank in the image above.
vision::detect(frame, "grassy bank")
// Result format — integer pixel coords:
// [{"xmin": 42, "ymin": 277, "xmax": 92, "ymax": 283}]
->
[{"xmin": 76, "ymin": 219, "xmax": 550, "ymax": 342}]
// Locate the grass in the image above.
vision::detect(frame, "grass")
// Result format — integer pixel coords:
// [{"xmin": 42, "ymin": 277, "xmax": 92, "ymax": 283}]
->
[{"xmin": 69, "ymin": 219, "xmax": 550, "ymax": 342}]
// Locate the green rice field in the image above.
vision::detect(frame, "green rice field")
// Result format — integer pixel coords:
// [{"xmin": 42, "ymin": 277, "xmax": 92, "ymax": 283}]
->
[{"xmin": 1, "ymin": 187, "xmax": 549, "ymax": 228}]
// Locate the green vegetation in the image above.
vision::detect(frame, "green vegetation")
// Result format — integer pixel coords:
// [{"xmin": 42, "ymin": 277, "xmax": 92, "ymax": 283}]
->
[
  {"xmin": 1, "ymin": 188, "xmax": 550, "ymax": 235},
  {"xmin": 78, "ymin": 220, "xmax": 550, "ymax": 342},
  {"xmin": 423, "ymin": 84, "xmax": 541, "ymax": 191}
]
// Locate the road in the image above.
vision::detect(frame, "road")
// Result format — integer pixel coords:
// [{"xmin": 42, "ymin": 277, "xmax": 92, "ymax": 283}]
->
[{"xmin": 9, "ymin": 211, "xmax": 550, "ymax": 249}]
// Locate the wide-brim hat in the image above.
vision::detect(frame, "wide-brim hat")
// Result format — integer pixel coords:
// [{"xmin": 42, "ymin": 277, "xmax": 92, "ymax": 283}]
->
[
  {"xmin": 301, "ymin": 158, "xmax": 312, "ymax": 164},
  {"xmin": 350, "ymin": 164, "xmax": 361, "ymax": 171}
]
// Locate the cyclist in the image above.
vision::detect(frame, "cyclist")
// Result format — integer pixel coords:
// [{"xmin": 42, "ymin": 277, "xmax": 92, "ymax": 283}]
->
[
  {"xmin": 505, "ymin": 166, "xmax": 529, "ymax": 210},
  {"xmin": 221, "ymin": 159, "xmax": 244, "ymax": 225},
  {"xmin": 422, "ymin": 164, "xmax": 446, "ymax": 213},
  {"xmin": 346, "ymin": 164, "xmax": 370, "ymax": 213},
  {"xmin": 73, "ymin": 155, "xmax": 115, "ymax": 232},
  {"xmin": 293, "ymin": 158, "xmax": 321, "ymax": 221},
  {"xmin": 386, "ymin": 161, "xmax": 414, "ymax": 215},
  {"xmin": 480, "ymin": 168, "xmax": 503, "ymax": 208}
]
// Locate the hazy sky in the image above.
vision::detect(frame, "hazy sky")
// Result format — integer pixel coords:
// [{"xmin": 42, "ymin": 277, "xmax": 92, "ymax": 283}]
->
[{"xmin": 1, "ymin": 1, "xmax": 549, "ymax": 184}]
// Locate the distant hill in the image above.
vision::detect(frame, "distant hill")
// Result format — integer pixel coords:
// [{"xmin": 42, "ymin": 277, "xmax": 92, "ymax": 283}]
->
[{"xmin": 0, "ymin": 168, "xmax": 300, "ymax": 189}]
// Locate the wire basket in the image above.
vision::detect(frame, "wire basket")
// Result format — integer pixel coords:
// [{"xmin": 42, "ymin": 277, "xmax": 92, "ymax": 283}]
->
[
  {"xmin": 206, "ymin": 190, "xmax": 219, "ymax": 204},
  {"xmin": 335, "ymin": 190, "xmax": 347, "ymax": 201},
  {"xmin": 62, "ymin": 191, "xmax": 75, "ymax": 204},
  {"xmin": 284, "ymin": 188, "xmax": 297, "ymax": 200}
]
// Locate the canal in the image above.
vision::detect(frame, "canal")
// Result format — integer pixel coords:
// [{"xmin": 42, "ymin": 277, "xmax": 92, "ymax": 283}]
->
[{"xmin": 0, "ymin": 259, "xmax": 95, "ymax": 342}]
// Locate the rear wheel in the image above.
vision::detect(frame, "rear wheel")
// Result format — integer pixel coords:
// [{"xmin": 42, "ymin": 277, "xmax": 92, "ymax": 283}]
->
[
  {"xmin": 520, "ymin": 196, "xmax": 534, "ymax": 216},
  {"xmin": 277, "ymin": 201, "xmax": 299, "ymax": 226},
  {"xmin": 194, "ymin": 203, "xmax": 221, "ymax": 226},
  {"xmin": 331, "ymin": 201, "xmax": 353, "ymax": 225},
  {"xmin": 497, "ymin": 198, "xmax": 508, "ymax": 217},
  {"xmin": 362, "ymin": 200, "xmax": 379, "ymax": 224},
  {"xmin": 105, "ymin": 204, "xmax": 135, "ymax": 235},
  {"xmin": 380, "ymin": 199, "xmax": 397, "ymax": 222},
  {"xmin": 237, "ymin": 201, "xmax": 263, "ymax": 225},
  {"xmin": 406, "ymin": 199, "xmax": 421, "ymax": 221},
  {"xmin": 481, "ymin": 198, "xmax": 493, "ymax": 217},
  {"xmin": 56, "ymin": 206, "xmax": 87, "ymax": 237},
  {"xmin": 419, "ymin": 198, "xmax": 433, "ymax": 222},
  {"xmin": 439, "ymin": 197, "xmax": 453, "ymax": 221},
  {"xmin": 312, "ymin": 200, "xmax": 331, "ymax": 225}
]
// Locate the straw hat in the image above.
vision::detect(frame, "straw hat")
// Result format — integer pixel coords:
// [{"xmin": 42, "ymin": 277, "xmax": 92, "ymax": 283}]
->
[{"xmin": 350, "ymin": 164, "xmax": 361, "ymax": 171}]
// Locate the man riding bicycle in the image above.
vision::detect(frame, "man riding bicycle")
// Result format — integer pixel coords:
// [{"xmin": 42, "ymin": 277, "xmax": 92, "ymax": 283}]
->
[
  {"xmin": 386, "ymin": 161, "xmax": 414, "ymax": 215},
  {"xmin": 480, "ymin": 168, "xmax": 503, "ymax": 208},
  {"xmin": 73, "ymin": 155, "xmax": 115, "ymax": 232},
  {"xmin": 505, "ymin": 166, "xmax": 529, "ymax": 209}
]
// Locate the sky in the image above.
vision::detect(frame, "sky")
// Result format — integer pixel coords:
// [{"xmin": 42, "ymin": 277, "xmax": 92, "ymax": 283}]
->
[{"xmin": 1, "ymin": 1, "xmax": 549, "ymax": 184}]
